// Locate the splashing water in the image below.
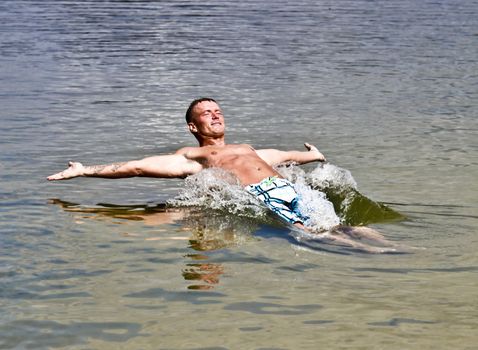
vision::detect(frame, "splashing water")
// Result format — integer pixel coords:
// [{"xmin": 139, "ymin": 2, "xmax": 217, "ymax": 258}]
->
[
  {"xmin": 305, "ymin": 163, "xmax": 358, "ymax": 225},
  {"xmin": 168, "ymin": 163, "xmax": 402, "ymax": 230},
  {"xmin": 275, "ymin": 164, "xmax": 342, "ymax": 231},
  {"xmin": 304, "ymin": 163, "xmax": 404, "ymax": 226},
  {"xmin": 169, "ymin": 165, "xmax": 352, "ymax": 231},
  {"xmin": 294, "ymin": 181, "xmax": 341, "ymax": 231},
  {"xmin": 168, "ymin": 168, "xmax": 268, "ymax": 219},
  {"xmin": 307, "ymin": 163, "xmax": 357, "ymax": 190}
]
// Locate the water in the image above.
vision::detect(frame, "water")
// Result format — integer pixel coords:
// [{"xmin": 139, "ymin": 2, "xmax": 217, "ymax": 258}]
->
[{"xmin": 1, "ymin": 0, "xmax": 477, "ymax": 348}]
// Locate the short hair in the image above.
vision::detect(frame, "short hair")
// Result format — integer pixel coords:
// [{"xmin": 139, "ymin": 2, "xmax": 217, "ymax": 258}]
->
[{"xmin": 185, "ymin": 97, "xmax": 217, "ymax": 123}]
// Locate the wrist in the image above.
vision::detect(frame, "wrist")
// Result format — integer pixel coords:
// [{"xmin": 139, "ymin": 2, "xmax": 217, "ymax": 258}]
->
[
  {"xmin": 76, "ymin": 164, "xmax": 87, "ymax": 177},
  {"xmin": 313, "ymin": 151, "xmax": 325, "ymax": 162}
]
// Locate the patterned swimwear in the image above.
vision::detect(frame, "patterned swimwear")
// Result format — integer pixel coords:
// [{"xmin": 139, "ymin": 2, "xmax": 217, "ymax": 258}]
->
[{"xmin": 245, "ymin": 176, "xmax": 308, "ymax": 224}]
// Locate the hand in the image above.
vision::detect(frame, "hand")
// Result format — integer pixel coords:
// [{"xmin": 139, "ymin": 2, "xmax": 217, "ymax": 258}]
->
[
  {"xmin": 304, "ymin": 142, "xmax": 326, "ymax": 162},
  {"xmin": 47, "ymin": 161, "xmax": 85, "ymax": 181}
]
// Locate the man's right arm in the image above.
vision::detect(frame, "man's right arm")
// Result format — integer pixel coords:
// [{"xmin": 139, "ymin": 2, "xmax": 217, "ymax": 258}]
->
[{"xmin": 47, "ymin": 151, "xmax": 203, "ymax": 181}]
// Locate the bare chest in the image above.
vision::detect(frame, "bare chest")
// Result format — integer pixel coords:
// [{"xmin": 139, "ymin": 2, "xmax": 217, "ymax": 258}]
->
[{"xmin": 194, "ymin": 145, "xmax": 256, "ymax": 167}]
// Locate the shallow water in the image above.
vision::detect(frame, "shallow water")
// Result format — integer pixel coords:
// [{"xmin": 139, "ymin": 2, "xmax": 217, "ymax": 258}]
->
[{"xmin": 1, "ymin": 0, "xmax": 477, "ymax": 349}]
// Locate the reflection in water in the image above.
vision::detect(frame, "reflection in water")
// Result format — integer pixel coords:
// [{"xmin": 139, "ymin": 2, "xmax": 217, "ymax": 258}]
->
[
  {"xmin": 183, "ymin": 254, "xmax": 225, "ymax": 291},
  {"xmin": 49, "ymin": 198, "xmax": 260, "ymax": 248},
  {"xmin": 48, "ymin": 199, "xmax": 185, "ymax": 226},
  {"xmin": 49, "ymin": 199, "xmax": 261, "ymax": 290},
  {"xmin": 49, "ymin": 195, "xmax": 409, "ymax": 258},
  {"xmin": 183, "ymin": 209, "xmax": 261, "ymax": 251},
  {"xmin": 182, "ymin": 211, "xmax": 262, "ymax": 289}
]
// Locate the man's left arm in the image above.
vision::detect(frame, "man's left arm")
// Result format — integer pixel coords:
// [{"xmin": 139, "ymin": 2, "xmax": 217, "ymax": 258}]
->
[{"xmin": 256, "ymin": 143, "xmax": 326, "ymax": 167}]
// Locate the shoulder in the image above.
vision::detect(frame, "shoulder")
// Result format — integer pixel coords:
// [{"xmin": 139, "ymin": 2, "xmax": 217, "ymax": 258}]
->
[
  {"xmin": 170, "ymin": 147, "xmax": 203, "ymax": 175},
  {"xmin": 236, "ymin": 143, "xmax": 256, "ymax": 152},
  {"xmin": 175, "ymin": 146, "xmax": 203, "ymax": 157}
]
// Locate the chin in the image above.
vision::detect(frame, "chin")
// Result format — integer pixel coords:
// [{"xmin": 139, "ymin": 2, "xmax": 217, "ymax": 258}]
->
[{"xmin": 211, "ymin": 127, "xmax": 225, "ymax": 134}]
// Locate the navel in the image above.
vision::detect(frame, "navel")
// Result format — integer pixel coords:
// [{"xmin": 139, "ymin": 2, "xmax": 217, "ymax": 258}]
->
[{"xmin": 211, "ymin": 151, "xmax": 217, "ymax": 155}]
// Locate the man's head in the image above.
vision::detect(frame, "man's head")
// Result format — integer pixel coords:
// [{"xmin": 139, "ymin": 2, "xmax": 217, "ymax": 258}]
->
[
  {"xmin": 185, "ymin": 97, "xmax": 218, "ymax": 123},
  {"xmin": 185, "ymin": 98, "xmax": 225, "ymax": 144}
]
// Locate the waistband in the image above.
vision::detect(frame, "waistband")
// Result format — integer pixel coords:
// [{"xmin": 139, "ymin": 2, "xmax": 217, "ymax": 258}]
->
[{"xmin": 245, "ymin": 176, "xmax": 289, "ymax": 190}]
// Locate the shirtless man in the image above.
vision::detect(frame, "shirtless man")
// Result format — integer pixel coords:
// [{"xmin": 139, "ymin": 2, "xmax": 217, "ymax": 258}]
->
[{"xmin": 48, "ymin": 98, "xmax": 396, "ymax": 252}]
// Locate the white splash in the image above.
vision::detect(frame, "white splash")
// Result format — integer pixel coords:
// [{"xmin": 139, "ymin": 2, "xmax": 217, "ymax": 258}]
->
[
  {"xmin": 168, "ymin": 168, "xmax": 267, "ymax": 218},
  {"xmin": 169, "ymin": 163, "xmax": 357, "ymax": 232},
  {"xmin": 308, "ymin": 163, "xmax": 357, "ymax": 191},
  {"xmin": 294, "ymin": 182, "xmax": 340, "ymax": 231},
  {"xmin": 276, "ymin": 164, "xmax": 341, "ymax": 231}
]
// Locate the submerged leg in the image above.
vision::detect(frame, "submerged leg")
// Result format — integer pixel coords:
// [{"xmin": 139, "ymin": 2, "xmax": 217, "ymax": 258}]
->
[
  {"xmin": 333, "ymin": 225, "xmax": 397, "ymax": 247},
  {"xmin": 294, "ymin": 223, "xmax": 399, "ymax": 253},
  {"xmin": 321, "ymin": 230, "xmax": 398, "ymax": 253}
]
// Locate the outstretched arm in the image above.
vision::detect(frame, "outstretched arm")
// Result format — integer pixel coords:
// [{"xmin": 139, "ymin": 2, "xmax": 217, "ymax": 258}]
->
[
  {"xmin": 256, "ymin": 143, "xmax": 326, "ymax": 167},
  {"xmin": 47, "ymin": 152, "xmax": 203, "ymax": 181}
]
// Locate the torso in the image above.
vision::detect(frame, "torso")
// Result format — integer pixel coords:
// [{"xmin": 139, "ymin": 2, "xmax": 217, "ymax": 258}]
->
[{"xmin": 179, "ymin": 144, "xmax": 281, "ymax": 186}]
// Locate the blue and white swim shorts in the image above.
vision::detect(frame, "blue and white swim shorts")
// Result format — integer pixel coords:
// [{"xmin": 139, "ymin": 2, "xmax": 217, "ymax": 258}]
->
[{"xmin": 245, "ymin": 176, "xmax": 308, "ymax": 225}]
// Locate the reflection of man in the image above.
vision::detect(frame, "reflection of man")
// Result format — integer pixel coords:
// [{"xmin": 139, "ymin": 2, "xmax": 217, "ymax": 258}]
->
[
  {"xmin": 48, "ymin": 98, "xmax": 397, "ymax": 252},
  {"xmin": 183, "ymin": 262, "xmax": 224, "ymax": 290},
  {"xmin": 50, "ymin": 200, "xmax": 253, "ymax": 290}
]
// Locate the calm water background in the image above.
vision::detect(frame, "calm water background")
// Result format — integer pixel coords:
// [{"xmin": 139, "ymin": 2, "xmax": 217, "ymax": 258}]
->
[{"xmin": 1, "ymin": 0, "xmax": 477, "ymax": 349}]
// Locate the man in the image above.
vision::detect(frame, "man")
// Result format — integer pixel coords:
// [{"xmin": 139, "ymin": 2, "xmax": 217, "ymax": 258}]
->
[{"xmin": 48, "ymin": 98, "xmax": 397, "ymax": 252}]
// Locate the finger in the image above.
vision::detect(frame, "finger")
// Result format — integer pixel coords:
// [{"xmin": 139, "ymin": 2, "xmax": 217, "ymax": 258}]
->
[
  {"xmin": 47, "ymin": 171, "xmax": 66, "ymax": 181},
  {"xmin": 47, "ymin": 174, "xmax": 59, "ymax": 181}
]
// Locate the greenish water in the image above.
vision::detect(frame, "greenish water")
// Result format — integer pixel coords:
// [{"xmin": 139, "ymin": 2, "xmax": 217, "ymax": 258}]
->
[{"xmin": 1, "ymin": 0, "xmax": 477, "ymax": 349}]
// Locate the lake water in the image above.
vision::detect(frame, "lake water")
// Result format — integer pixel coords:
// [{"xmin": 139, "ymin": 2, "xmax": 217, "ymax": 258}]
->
[{"xmin": 1, "ymin": 0, "xmax": 477, "ymax": 349}]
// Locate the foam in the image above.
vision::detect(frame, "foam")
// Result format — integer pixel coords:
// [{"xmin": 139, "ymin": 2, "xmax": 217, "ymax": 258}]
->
[
  {"xmin": 168, "ymin": 168, "xmax": 268, "ymax": 219},
  {"xmin": 168, "ymin": 163, "xmax": 356, "ymax": 231},
  {"xmin": 276, "ymin": 164, "xmax": 341, "ymax": 231},
  {"xmin": 307, "ymin": 163, "xmax": 357, "ymax": 191}
]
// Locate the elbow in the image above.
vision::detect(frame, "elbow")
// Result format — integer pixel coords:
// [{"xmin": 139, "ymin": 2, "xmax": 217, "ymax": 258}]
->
[
  {"xmin": 127, "ymin": 161, "xmax": 143, "ymax": 177},
  {"xmin": 134, "ymin": 165, "xmax": 146, "ymax": 177}
]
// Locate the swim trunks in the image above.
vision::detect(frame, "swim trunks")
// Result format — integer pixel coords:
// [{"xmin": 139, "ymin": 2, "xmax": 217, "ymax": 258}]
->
[{"xmin": 245, "ymin": 176, "xmax": 308, "ymax": 225}]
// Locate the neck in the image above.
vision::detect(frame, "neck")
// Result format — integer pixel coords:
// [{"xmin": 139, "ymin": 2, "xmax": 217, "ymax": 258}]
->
[{"xmin": 198, "ymin": 136, "xmax": 226, "ymax": 147}]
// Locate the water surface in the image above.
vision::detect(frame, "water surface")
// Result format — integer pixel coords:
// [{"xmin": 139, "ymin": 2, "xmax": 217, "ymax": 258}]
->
[{"xmin": 1, "ymin": 0, "xmax": 477, "ymax": 349}]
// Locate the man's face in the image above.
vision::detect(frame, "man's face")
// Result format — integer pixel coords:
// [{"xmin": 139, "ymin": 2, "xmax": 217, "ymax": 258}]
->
[{"xmin": 188, "ymin": 100, "xmax": 225, "ymax": 138}]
